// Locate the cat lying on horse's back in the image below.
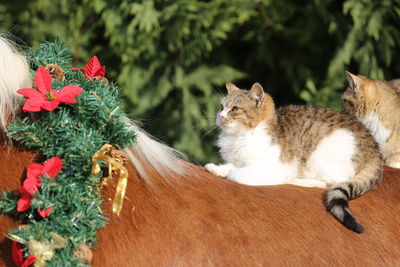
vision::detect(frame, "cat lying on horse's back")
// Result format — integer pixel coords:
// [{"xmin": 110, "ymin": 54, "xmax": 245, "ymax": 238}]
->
[{"xmin": 206, "ymin": 82, "xmax": 383, "ymax": 233}]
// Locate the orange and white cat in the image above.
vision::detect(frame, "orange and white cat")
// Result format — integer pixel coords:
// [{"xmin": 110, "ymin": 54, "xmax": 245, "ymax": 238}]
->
[
  {"xmin": 205, "ymin": 82, "xmax": 383, "ymax": 233},
  {"xmin": 343, "ymin": 72, "xmax": 400, "ymax": 168}
]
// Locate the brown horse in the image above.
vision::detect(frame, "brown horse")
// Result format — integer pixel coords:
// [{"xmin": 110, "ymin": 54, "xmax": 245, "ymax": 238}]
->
[{"xmin": 1, "ymin": 36, "xmax": 400, "ymax": 266}]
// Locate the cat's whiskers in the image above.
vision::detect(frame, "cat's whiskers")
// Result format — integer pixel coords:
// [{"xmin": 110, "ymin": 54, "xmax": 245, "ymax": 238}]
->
[
  {"xmin": 202, "ymin": 124, "xmax": 219, "ymax": 137},
  {"xmin": 214, "ymin": 87, "xmax": 225, "ymax": 99},
  {"xmin": 194, "ymin": 114, "xmax": 220, "ymax": 137}
]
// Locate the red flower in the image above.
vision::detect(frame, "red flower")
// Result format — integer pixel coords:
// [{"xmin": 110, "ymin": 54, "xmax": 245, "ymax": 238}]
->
[
  {"xmin": 37, "ymin": 207, "xmax": 53, "ymax": 218},
  {"xmin": 17, "ymin": 66, "xmax": 83, "ymax": 112},
  {"xmin": 71, "ymin": 56, "xmax": 106, "ymax": 79},
  {"xmin": 11, "ymin": 241, "xmax": 36, "ymax": 267},
  {"xmin": 21, "ymin": 255, "xmax": 36, "ymax": 267},
  {"xmin": 40, "ymin": 156, "xmax": 64, "ymax": 178},
  {"xmin": 17, "ymin": 188, "xmax": 33, "ymax": 212},
  {"xmin": 11, "ymin": 241, "xmax": 23, "ymax": 266},
  {"xmin": 22, "ymin": 163, "xmax": 43, "ymax": 195},
  {"xmin": 17, "ymin": 156, "xmax": 63, "ymax": 213}
]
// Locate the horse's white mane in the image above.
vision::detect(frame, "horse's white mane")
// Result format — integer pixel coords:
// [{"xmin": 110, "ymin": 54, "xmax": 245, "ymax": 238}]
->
[
  {"xmin": 0, "ymin": 34, "xmax": 186, "ymax": 182},
  {"xmin": 0, "ymin": 35, "xmax": 31, "ymax": 130},
  {"xmin": 123, "ymin": 119, "xmax": 186, "ymax": 183}
]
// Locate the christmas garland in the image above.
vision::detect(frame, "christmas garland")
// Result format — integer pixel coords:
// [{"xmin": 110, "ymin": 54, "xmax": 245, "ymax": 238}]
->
[{"xmin": 0, "ymin": 40, "xmax": 136, "ymax": 266}]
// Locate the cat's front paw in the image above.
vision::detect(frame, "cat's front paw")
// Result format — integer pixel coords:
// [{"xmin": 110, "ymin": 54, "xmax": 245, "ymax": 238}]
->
[
  {"xmin": 205, "ymin": 163, "xmax": 234, "ymax": 177},
  {"xmin": 385, "ymin": 154, "xmax": 400, "ymax": 169},
  {"xmin": 386, "ymin": 160, "xmax": 400, "ymax": 169}
]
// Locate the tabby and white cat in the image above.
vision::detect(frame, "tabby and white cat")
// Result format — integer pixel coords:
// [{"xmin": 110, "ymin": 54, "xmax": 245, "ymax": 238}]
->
[
  {"xmin": 205, "ymin": 82, "xmax": 383, "ymax": 233},
  {"xmin": 343, "ymin": 72, "xmax": 400, "ymax": 168}
]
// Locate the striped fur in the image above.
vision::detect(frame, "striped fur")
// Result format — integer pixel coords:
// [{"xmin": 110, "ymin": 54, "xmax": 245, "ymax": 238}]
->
[
  {"xmin": 325, "ymin": 161, "xmax": 383, "ymax": 233},
  {"xmin": 207, "ymin": 83, "xmax": 384, "ymax": 233}
]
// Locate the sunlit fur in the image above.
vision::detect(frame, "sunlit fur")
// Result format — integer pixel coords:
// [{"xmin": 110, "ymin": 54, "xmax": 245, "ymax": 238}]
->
[
  {"xmin": 0, "ymin": 35, "xmax": 31, "ymax": 130},
  {"xmin": 123, "ymin": 118, "xmax": 187, "ymax": 183},
  {"xmin": 0, "ymin": 35, "xmax": 186, "ymax": 183},
  {"xmin": 207, "ymin": 82, "xmax": 383, "ymax": 233},
  {"xmin": 343, "ymin": 72, "xmax": 400, "ymax": 168}
]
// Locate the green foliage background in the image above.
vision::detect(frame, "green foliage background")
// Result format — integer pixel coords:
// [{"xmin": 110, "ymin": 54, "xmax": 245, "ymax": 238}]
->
[{"xmin": 1, "ymin": 0, "xmax": 400, "ymax": 163}]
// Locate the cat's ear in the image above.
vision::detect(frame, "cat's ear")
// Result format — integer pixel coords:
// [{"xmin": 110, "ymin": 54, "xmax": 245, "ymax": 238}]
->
[
  {"xmin": 250, "ymin": 83, "xmax": 264, "ymax": 108},
  {"xmin": 226, "ymin": 82, "xmax": 240, "ymax": 94},
  {"xmin": 346, "ymin": 71, "xmax": 364, "ymax": 93}
]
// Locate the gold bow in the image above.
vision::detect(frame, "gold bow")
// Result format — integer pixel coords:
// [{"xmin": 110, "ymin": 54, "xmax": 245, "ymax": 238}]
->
[
  {"xmin": 91, "ymin": 144, "xmax": 128, "ymax": 216},
  {"xmin": 7, "ymin": 231, "xmax": 67, "ymax": 267}
]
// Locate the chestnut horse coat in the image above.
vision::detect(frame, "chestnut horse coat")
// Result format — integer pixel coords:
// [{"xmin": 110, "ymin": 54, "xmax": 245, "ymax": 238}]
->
[{"xmin": 1, "ymin": 141, "xmax": 400, "ymax": 266}]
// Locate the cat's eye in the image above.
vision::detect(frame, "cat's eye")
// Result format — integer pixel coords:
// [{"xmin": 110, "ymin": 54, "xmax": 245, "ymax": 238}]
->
[
  {"xmin": 343, "ymin": 99, "xmax": 354, "ymax": 107},
  {"xmin": 220, "ymin": 104, "xmax": 224, "ymax": 110},
  {"xmin": 231, "ymin": 106, "xmax": 240, "ymax": 112}
]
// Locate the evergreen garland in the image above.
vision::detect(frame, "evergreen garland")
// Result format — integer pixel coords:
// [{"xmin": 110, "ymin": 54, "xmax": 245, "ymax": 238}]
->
[{"xmin": 0, "ymin": 40, "xmax": 136, "ymax": 266}]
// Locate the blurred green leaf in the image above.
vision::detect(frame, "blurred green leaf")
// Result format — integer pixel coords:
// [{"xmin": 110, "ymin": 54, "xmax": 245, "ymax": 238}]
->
[{"xmin": 1, "ymin": 0, "xmax": 400, "ymax": 163}]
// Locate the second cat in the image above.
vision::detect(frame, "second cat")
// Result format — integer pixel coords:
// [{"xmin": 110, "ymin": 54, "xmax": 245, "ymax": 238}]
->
[{"xmin": 343, "ymin": 72, "xmax": 400, "ymax": 168}]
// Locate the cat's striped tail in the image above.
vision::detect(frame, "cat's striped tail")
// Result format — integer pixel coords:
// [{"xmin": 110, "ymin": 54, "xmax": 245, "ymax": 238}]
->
[{"xmin": 324, "ymin": 159, "xmax": 383, "ymax": 233}]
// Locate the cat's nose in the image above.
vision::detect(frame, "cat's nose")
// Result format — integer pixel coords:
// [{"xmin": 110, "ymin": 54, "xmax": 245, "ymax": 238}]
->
[
  {"xmin": 218, "ymin": 113, "xmax": 229, "ymax": 123},
  {"xmin": 219, "ymin": 110, "xmax": 228, "ymax": 120},
  {"xmin": 216, "ymin": 112, "xmax": 228, "ymax": 125}
]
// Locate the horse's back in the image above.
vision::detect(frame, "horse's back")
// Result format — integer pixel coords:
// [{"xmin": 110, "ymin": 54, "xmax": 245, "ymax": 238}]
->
[
  {"xmin": 0, "ymin": 143, "xmax": 36, "ymax": 266},
  {"xmin": 1, "ymin": 150, "xmax": 400, "ymax": 266},
  {"xmin": 93, "ymin": 164, "xmax": 400, "ymax": 266}
]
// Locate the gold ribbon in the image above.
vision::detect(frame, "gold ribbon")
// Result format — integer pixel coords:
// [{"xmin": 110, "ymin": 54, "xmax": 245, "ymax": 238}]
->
[
  {"xmin": 7, "ymin": 231, "xmax": 67, "ymax": 267},
  {"xmin": 91, "ymin": 144, "xmax": 128, "ymax": 216}
]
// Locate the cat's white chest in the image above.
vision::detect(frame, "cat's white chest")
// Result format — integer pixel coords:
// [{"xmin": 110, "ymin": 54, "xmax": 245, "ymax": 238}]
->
[
  {"xmin": 362, "ymin": 114, "xmax": 391, "ymax": 148},
  {"xmin": 217, "ymin": 123, "xmax": 280, "ymax": 167}
]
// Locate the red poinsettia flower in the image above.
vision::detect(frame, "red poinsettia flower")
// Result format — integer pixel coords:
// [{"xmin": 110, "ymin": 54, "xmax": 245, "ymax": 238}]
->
[
  {"xmin": 11, "ymin": 241, "xmax": 23, "ymax": 266},
  {"xmin": 17, "ymin": 188, "xmax": 33, "ymax": 212},
  {"xmin": 22, "ymin": 162, "xmax": 43, "ymax": 195},
  {"xmin": 71, "ymin": 56, "xmax": 106, "ymax": 79},
  {"xmin": 17, "ymin": 156, "xmax": 63, "ymax": 213},
  {"xmin": 21, "ymin": 255, "xmax": 36, "ymax": 267},
  {"xmin": 11, "ymin": 241, "xmax": 36, "ymax": 267},
  {"xmin": 37, "ymin": 207, "xmax": 53, "ymax": 218},
  {"xmin": 17, "ymin": 66, "xmax": 83, "ymax": 112}
]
